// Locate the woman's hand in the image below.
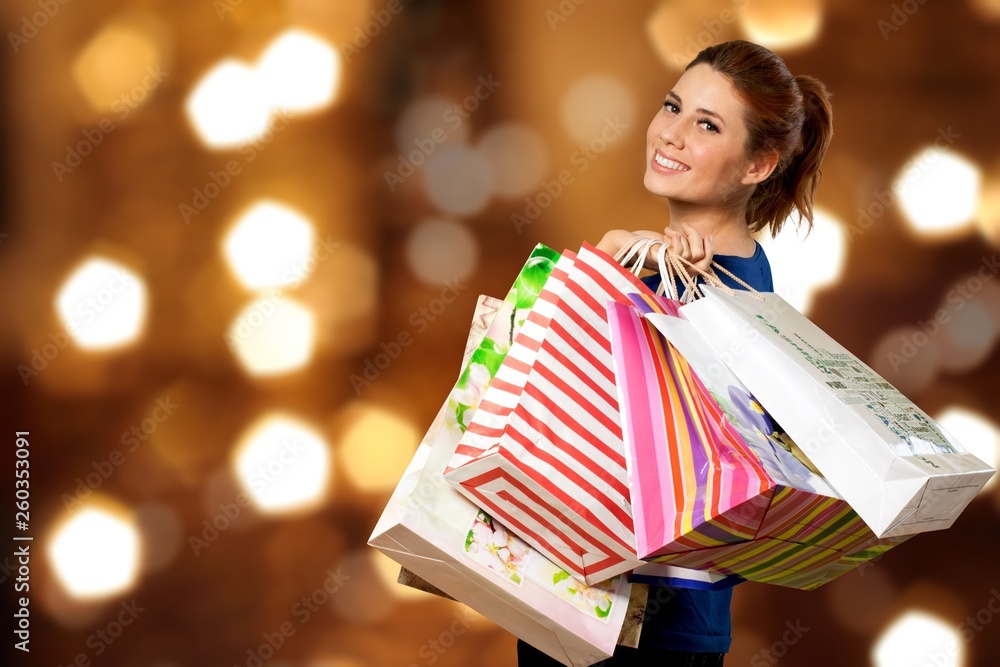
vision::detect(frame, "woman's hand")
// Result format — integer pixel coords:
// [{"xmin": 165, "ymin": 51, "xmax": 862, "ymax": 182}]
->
[
  {"xmin": 662, "ymin": 223, "xmax": 714, "ymax": 274},
  {"xmin": 596, "ymin": 225, "xmax": 714, "ymax": 273}
]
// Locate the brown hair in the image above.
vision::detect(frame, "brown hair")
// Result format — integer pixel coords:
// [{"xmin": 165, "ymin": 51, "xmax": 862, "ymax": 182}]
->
[{"xmin": 687, "ymin": 40, "xmax": 833, "ymax": 236}]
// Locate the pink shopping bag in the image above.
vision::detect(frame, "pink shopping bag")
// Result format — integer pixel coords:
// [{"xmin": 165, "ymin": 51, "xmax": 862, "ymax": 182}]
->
[{"xmin": 606, "ymin": 295, "xmax": 773, "ymax": 561}]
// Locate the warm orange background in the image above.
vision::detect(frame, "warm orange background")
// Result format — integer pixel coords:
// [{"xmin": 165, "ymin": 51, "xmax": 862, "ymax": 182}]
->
[{"xmin": 3, "ymin": 1, "xmax": 1000, "ymax": 666}]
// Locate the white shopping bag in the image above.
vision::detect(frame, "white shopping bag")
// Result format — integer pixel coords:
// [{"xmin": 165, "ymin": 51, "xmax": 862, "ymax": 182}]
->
[
  {"xmin": 370, "ymin": 293, "xmax": 637, "ymax": 667},
  {"xmin": 680, "ymin": 286, "xmax": 995, "ymax": 538}
]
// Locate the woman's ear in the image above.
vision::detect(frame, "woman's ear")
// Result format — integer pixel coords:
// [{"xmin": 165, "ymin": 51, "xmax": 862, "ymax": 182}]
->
[{"xmin": 743, "ymin": 149, "xmax": 780, "ymax": 186}]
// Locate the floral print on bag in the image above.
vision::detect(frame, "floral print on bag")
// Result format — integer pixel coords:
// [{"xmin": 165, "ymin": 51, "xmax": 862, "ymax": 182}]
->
[{"xmin": 463, "ymin": 510, "xmax": 531, "ymax": 586}]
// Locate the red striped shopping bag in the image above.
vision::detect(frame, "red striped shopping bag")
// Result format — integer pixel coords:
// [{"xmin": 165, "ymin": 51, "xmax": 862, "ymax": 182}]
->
[
  {"xmin": 447, "ymin": 250, "xmax": 576, "ymax": 469},
  {"xmin": 445, "ymin": 242, "xmax": 658, "ymax": 585}
]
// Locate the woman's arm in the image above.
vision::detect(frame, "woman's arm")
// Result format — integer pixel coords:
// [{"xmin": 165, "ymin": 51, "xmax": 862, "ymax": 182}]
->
[{"xmin": 595, "ymin": 229, "xmax": 670, "ymax": 270}]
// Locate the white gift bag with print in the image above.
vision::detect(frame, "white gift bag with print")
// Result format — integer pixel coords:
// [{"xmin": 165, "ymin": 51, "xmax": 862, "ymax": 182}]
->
[{"xmin": 679, "ymin": 286, "xmax": 995, "ymax": 538}]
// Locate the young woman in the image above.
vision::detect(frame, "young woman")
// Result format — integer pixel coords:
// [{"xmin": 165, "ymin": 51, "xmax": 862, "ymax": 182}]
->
[{"xmin": 517, "ymin": 39, "xmax": 833, "ymax": 666}]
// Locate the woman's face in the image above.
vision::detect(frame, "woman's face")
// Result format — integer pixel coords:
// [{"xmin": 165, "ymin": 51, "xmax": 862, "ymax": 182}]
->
[{"xmin": 644, "ymin": 63, "xmax": 762, "ymax": 205}]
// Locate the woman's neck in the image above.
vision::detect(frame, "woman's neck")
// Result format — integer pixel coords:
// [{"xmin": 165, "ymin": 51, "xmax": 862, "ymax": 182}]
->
[{"xmin": 666, "ymin": 206, "xmax": 757, "ymax": 258}]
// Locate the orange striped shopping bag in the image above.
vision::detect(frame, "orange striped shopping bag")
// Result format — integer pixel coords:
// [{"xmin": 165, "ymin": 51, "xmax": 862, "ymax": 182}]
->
[
  {"xmin": 610, "ymin": 292, "xmax": 911, "ymax": 589},
  {"xmin": 444, "ymin": 242, "xmax": 659, "ymax": 585}
]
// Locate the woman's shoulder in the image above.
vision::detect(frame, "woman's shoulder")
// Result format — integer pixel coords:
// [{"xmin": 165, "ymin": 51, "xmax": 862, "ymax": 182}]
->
[{"xmin": 714, "ymin": 241, "xmax": 773, "ymax": 292}]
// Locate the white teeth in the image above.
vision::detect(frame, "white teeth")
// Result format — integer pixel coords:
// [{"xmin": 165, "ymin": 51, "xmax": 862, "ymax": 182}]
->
[{"xmin": 654, "ymin": 153, "xmax": 689, "ymax": 171}]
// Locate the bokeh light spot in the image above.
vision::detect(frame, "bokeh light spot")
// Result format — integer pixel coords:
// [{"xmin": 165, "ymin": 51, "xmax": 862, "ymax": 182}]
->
[
  {"xmin": 72, "ymin": 17, "xmax": 166, "ymax": 114},
  {"xmin": 477, "ymin": 123, "xmax": 548, "ymax": 199},
  {"xmin": 872, "ymin": 610, "xmax": 964, "ymax": 667},
  {"xmin": 647, "ymin": 3, "xmax": 722, "ymax": 71},
  {"xmin": 395, "ymin": 95, "xmax": 469, "ymax": 153},
  {"xmin": 739, "ymin": 0, "xmax": 824, "ymax": 51},
  {"xmin": 560, "ymin": 75, "xmax": 635, "ymax": 146},
  {"xmin": 825, "ymin": 566, "xmax": 896, "ymax": 635},
  {"xmin": 339, "ymin": 403, "xmax": 419, "ymax": 493},
  {"xmin": 969, "ymin": 0, "xmax": 1000, "ymax": 21},
  {"xmin": 975, "ymin": 169, "xmax": 1000, "ymax": 247},
  {"xmin": 258, "ymin": 29, "xmax": 340, "ymax": 114},
  {"xmin": 186, "ymin": 59, "xmax": 272, "ymax": 149},
  {"xmin": 55, "ymin": 257, "xmax": 147, "ymax": 351},
  {"xmin": 934, "ymin": 300, "xmax": 998, "ymax": 374},
  {"xmin": 332, "ymin": 550, "xmax": 397, "ymax": 622},
  {"xmin": 223, "ymin": 200, "xmax": 316, "ymax": 290},
  {"xmin": 896, "ymin": 147, "xmax": 981, "ymax": 237},
  {"xmin": 405, "ymin": 218, "xmax": 478, "ymax": 286},
  {"xmin": 423, "ymin": 144, "xmax": 494, "ymax": 216},
  {"xmin": 233, "ymin": 413, "xmax": 331, "ymax": 514},
  {"xmin": 869, "ymin": 326, "xmax": 941, "ymax": 398},
  {"xmin": 372, "ymin": 551, "xmax": 431, "ymax": 601},
  {"xmin": 227, "ymin": 295, "xmax": 315, "ymax": 376},
  {"xmin": 48, "ymin": 506, "xmax": 141, "ymax": 600},
  {"xmin": 135, "ymin": 503, "xmax": 184, "ymax": 574},
  {"xmin": 756, "ymin": 207, "xmax": 846, "ymax": 313}
]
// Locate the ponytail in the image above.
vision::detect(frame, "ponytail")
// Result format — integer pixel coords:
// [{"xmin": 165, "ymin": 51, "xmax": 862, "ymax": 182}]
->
[{"xmin": 688, "ymin": 41, "xmax": 835, "ymax": 237}]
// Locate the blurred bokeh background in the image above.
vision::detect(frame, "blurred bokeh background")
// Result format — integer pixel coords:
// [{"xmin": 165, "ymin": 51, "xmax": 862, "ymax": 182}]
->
[{"xmin": 3, "ymin": 0, "xmax": 1000, "ymax": 665}]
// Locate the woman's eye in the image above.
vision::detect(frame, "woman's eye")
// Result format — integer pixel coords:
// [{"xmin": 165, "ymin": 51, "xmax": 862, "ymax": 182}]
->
[{"xmin": 663, "ymin": 101, "xmax": 719, "ymax": 133}]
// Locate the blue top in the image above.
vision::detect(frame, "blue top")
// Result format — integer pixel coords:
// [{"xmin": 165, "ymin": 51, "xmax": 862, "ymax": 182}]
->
[
  {"xmin": 641, "ymin": 240, "xmax": 774, "ymax": 299},
  {"xmin": 636, "ymin": 240, "xmax": 773, "ymax": 654}
]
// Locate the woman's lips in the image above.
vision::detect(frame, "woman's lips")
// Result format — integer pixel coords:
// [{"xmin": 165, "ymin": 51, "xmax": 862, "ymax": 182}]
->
[{"xmin": 650, "ymin": 150, "xmax": 691, "ymax": 175}]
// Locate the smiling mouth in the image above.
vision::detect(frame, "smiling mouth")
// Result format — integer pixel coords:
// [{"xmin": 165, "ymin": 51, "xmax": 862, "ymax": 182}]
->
[{"xmin": 653, "ymin": 152, "xmax": 690, "ymax": 172}]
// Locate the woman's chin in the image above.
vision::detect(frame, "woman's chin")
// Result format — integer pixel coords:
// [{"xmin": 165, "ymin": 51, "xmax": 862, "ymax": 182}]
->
[{"xmin": 643, "ymin": 172, "xmax": 676, "ymax": 198}]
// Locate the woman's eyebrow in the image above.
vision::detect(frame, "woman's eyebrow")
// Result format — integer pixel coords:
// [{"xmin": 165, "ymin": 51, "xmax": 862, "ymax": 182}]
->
[{"xmin": 666, "ymin": 91, "xmax": 726, "ymax": 126}]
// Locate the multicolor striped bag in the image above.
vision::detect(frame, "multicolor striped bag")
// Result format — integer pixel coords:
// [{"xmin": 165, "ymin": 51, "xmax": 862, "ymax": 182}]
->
[{"xmin": 608, "ymin": 292, "xmax": 910, "ymax": 590}]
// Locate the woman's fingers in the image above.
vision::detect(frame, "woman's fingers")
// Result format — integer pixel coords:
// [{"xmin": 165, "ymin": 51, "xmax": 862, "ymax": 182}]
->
[
  {"xmin": 696, "ymin": 233, "xmax": 715, "ymax": 272},
  {"xmin": 681, "ymin": 223, "xmax": 707, "ymax": 265},
  {"xmin": 681, "ymin": 224, "xmax": 715, "ymax": 270},
  {"xmin": 662, "ymin": 223, "xmax": 715, "ymax": 274},
  {"xmin": 662, "ymin": 228, "xmax": 691, "ymax": 260}
]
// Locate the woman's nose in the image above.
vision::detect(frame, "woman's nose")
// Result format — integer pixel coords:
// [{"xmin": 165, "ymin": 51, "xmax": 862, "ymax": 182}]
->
[{"xmin": 659, "ymin": 119, "xmax": 683, "ymax": 147}]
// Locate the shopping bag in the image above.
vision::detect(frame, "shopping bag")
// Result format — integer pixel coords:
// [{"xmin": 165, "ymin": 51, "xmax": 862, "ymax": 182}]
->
[
  {"xmin": 446, "ymin": 239, "xmax": 658, "ymax": 476},
  {"xmin": 678, "ymin": 285, "xmax": 995, "ymax": 538},
  {"xmin": 393, "ymin": 284, "xmax": 508, "ymax": 603},
  {"xmin": 444, "ymin": 241, "xmax": 740, "ymax": 589},
  {"xmin": 370, "ymin": 248, "xmax": 641, "ymax": 666},
  {"xmin": 370, "ymin": 412, "xmax": 636, "ymax": 666},
  {"xmin": 606, "ymin": 296, "xmax": 774, "ymax": 561},
  {"xmin": 611, "ymin": 292, "xmax": 911, "ymax": 589},
  {"xmin": 435, "ymin": 249, "xmax": 575, "ymax": 479},
  {"xmin": 445, "ymin": 242, "xmax": 661, "ymax": 585}
]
